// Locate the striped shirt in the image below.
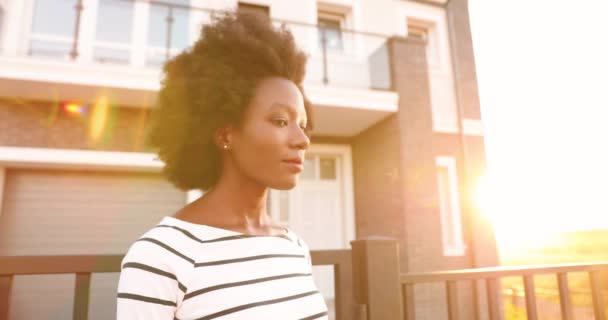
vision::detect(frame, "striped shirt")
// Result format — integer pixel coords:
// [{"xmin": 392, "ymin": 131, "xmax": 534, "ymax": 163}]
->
[{"xmin": 117, "ymin": 216, "xmax": 328, "ymax": 320}]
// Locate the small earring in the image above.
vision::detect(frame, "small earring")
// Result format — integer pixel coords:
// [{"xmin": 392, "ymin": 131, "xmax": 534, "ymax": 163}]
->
[{"xmin": 223, "ymin": 144, "xmax": 229, "ymax": 150}]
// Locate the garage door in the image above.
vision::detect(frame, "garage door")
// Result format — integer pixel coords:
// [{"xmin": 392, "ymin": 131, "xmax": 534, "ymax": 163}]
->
[{"xmin": 0, "ymin": 169, "xmax": 186, "ymax": 320}]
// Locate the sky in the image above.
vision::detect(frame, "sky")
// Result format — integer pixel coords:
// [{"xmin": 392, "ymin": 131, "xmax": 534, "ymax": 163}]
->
[{"xmin": 467, "ymin": 0, "xmax": 608, "ymax": 241}]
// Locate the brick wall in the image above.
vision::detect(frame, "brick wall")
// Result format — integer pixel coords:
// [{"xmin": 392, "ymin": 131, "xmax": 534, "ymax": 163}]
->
[
  {"xmin": 352, "ymin": 114, "xmax": 408, "ymax": 262},
  {"xmin": 0, "ymin": 99, "xmax": 151, "ymax": 152}
]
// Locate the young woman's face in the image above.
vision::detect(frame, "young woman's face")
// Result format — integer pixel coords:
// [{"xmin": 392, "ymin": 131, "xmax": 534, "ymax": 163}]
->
[{"xmin": 227, "ymin": 77, "xmax": 310, "ymax": 190}]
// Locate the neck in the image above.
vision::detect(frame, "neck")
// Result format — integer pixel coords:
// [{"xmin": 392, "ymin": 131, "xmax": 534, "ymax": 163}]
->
[{"xmin": 195, "ymin": 166, "xmax": 271, "ymax": 228}]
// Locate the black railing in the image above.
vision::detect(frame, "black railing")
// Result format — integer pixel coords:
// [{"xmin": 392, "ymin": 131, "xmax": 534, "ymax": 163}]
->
[{"xmin": 20, "ymin": 0, "xmax": 393, "ymax": 90}]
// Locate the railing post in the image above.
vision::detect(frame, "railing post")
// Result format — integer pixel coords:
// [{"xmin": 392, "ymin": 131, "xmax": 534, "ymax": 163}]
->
[
  {"xmin": 320, "ymin": 27, "xmax": 329, "ymax": 85},
  {"xmin": 351, "ymin": 238, "xmax": 403, "ymax": 320},
  {"xmin": 73, "ymin": 273, "xmax": 91, "ymax": 320},
  {"xmin": 523, "ymin": 275, "xmax": 538, "ymax": 320},
  {"xmin": 70, "ymin": 0, "xmax": 84, "ymax": 60},
  {"xmin": 333, "ymin": 253, "xmax": 354, "ymax": 320},
  {"xmin": 556, "ymin": 272, "xmax": 574, "ymax": 320},
  {"xmin": 446, "ymin": 280, "xmax": 460, "ymax": 320},
  {"xmin": 0, "ymin": 275, "xmax": 12, "ymax": 320},
  {"xmin": 165, "ymin": 5, "xmax": 175, "ymax": 60},
  {"xmin": 590, "ymin": 270, "xmax": 606, "ymax": 320},
  {"xmin": 403, "ymin": 283, "xmax": 416, "ymax": 320},
  {"xmin": 486, "ymin": 278, "xmax": 500, "ymax": 320}
]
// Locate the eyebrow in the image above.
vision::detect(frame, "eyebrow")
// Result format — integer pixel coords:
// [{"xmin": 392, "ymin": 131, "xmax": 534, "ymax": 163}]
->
[{"xmin": 269, "ymin": 103, "xmax": 307, "ymax": 120}]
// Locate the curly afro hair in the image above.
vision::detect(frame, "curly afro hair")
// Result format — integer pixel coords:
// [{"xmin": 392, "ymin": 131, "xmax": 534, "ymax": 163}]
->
[{"xmin": 147, "ymin": 11, "xmax": 313, "ymax": 192}]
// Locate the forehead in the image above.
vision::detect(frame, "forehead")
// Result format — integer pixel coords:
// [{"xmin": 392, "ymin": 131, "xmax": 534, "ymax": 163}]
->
[{"xmin": 248, "ymin": 77, "xmax": 306, "ymax": 116}]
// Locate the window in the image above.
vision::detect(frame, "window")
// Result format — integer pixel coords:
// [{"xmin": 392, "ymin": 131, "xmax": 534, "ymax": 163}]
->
[
  {"xmin": 317, "ymin": 11, "xmax": 344, "ymax": 52},
  {"xmin": 93, "ymin": 0, "xmax": 134, "ymax": 64},
  {"xmin": 146, "ymin": 0, "xmax": 190, "ymax": 67},
  {"xmin": 436, "ymin": 156, "xmax": 466, "ymax": 256},
  {"xmin": 407, "ymin": 24, "xmax": 428, "ymax": 42},
  {"xmin": 319, "ymin": 157, "xmax": 337, "ymax": 180},
  {"xmin": 237, "ymin": 2, "xmax": 270, "ymax": 19},
  {"xmin": 29, "ymin": 0, "xmax": 78, "ymax": 59},
  {"xmin": 407, "ymin": 19, "xmax": 439, "ymax": 66}
]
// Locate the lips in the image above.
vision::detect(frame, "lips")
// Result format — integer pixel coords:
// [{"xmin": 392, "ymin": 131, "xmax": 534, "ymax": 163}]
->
[
  {"xmin": 283, "ymin": 158, "xmax": 303, "ymax": 165},
  {"xmin": 282, "ymin": 158, "xmax": 304, "ymax": 173}
]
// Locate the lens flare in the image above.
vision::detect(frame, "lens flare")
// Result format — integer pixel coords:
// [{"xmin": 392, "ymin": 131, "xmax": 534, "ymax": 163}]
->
[
  {"xmin": 89, "ymin": 96, "xmax": 109, "ymax": 143},
  {"xmin": 63, "ymin": 102, "xmax": 86, "ymax": 116}
]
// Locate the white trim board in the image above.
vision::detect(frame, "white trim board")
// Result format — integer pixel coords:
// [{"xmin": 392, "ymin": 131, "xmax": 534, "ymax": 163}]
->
[
  {"xmin": 0, "ymin": 166, "xmax": 5, "ymax": 217},
  {"xmin": 0, "ymin": 146, "xmax": 162, "ymax": 172},
  {"xmin": 434, "ymin": 118, "xmax": 485, "ymax": 136}
]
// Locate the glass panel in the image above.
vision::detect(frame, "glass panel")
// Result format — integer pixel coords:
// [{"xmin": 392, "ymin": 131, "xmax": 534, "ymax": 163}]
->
[
  {"xmin": 318, "ymin": 18, "xmax": 343, "ymax": 51},
  {"xmin": 31, "ymin": 0, "xmax": 76, "ymax": 36},
  {"xmin": 301, "ymin": 156, "xmax": 316, "ymax": 180},
  {"xmin": 279, "ymin": 191, "xmax": 289, "ymax": 223},
  {"xmin": 0, "ymin": 8, "xmax": 4, "ymax": 43},
  {"xmin": 146, "ymin": 49, "xmax": 167, "ymax": 67},
  {"xmin": 320, "ymin": 157, "xmax": 337, "ymax": 180},
  {"xmin": 93, "ymin": 47, "xmax": 130, "ymax": 64},
  {"xmin": 95, "ymin": 0, "xmax": 134, "ymax": 43},
  {"xmin": 29, "ymin": 40, "xmax": 72, "ymax": 59},
  {"xmin": 437, "ymin": 167, "xmax": 456, "ymax": 244},
  {"xmin": 147, "ymin": 1, "xmax": 190, "ymax": 50}
]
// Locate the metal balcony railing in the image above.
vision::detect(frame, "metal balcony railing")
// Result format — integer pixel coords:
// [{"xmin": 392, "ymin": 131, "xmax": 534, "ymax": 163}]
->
[{"xmin": 14, "ymin": 0, "xmax": 393, "ymax": 90}]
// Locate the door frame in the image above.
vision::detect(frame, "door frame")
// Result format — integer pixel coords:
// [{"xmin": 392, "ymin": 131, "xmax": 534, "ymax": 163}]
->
[{"xmin": 269, "ymin": 143, "xmax": 355, "ymax": 248}]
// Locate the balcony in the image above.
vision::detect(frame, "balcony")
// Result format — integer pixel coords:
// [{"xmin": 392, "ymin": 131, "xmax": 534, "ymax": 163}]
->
[{"xmin": 0, "ymin": 0, "xmax": 398, "ymax": 137}]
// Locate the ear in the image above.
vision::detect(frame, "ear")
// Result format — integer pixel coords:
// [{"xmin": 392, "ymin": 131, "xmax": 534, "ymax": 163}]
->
[{"xmin": 214, "ymin": 125, "xmax": 234, "ymax": 150}]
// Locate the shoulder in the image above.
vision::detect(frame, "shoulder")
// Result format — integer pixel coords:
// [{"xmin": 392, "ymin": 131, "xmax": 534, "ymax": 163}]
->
[
  {"xmin": 284, "ymin": 228, "xmax": 309, "ymax": 249},
  {"xmin": 284, "ymin": 228, "xmax": 313, "ymax": 264},
  {"xmin": 121, "ymin": 218, "xmax": 197, "ymax": 272}
]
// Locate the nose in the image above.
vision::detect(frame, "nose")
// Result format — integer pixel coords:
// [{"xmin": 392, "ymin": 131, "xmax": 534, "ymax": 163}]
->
[{"xmin": 290, "ymin": 125, "xmax": 310, "ymax": 150}]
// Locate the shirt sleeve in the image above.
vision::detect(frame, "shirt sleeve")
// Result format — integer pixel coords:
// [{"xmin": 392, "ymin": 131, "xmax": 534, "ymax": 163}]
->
[{"xmin": 116, "ymin": 239, "xmax": 186, "ymax": 320}]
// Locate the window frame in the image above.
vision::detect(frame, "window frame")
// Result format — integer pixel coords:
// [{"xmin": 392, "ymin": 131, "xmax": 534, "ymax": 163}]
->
[
  {"xmin": 317, "ymin": 10, "xmax": 345, "ymax": 52},
  {"xmin": 407, "ymin": 18, "xmax": 440, "ymax": 68},
  {"xmin": 237, "ymin": 2, "xmax": 270, "ymax": 18},
  {"xmin": 435, "ymin": 156, "xmax": 467, "ymax": 256},
  {"xmin": 315, "ymin": 1, "xmax": 361, "ymax": 57}
]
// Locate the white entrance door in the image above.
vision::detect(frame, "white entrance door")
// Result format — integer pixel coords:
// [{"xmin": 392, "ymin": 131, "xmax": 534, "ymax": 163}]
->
[{"xmin": 269, "ymin": 145, "xmax": 354, "ymax": 305}]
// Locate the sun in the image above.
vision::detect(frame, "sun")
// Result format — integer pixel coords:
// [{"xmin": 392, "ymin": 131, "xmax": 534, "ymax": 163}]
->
[{"xmin": 472, "ymin": 172, "xmax": 560, "ymax": 252}]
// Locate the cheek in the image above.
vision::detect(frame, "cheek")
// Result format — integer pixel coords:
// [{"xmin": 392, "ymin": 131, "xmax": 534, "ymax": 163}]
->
[{"xmin": 235, "ymin": 127, "xmax": 283, "ymax": 171}]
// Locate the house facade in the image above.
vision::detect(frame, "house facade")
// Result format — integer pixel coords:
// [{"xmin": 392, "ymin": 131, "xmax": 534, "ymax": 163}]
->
[{"xmin": 0, "ymin": 0, "xmax": 498, "ymax": 319}]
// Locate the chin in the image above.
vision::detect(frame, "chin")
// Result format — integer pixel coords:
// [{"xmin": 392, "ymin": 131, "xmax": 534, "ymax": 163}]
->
[{"xmin": 270, "ymin": 177, "xmax": 299, "ymax": 190}]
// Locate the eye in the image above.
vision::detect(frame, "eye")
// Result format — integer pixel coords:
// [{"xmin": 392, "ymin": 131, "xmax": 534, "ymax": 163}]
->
[{"xmin": 272, "ymin": 119, "xmax": 288, "ymax": 127}]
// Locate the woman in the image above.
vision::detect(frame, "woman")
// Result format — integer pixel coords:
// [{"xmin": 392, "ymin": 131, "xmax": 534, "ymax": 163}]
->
[{"xmin": 116, "ymin": 11, "xmax": 328, "ymax": 320}]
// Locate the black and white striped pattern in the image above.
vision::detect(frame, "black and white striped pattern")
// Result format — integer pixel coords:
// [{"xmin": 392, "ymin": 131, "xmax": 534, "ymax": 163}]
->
[{"xmin": 117, "ymin": 216, "xmax": 328, "ymax": 319}]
